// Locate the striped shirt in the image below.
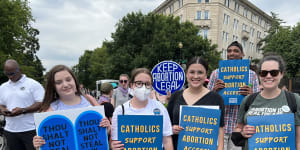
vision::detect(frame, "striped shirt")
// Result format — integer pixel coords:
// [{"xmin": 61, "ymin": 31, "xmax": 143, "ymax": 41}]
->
[{"xmin": 208, "ymin": 68, "xmax": 260, "ymax": 133}]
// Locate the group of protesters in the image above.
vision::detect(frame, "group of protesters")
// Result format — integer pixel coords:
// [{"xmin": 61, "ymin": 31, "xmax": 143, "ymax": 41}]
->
[{"xmin": 0, "ymin": 40, "xmax": 299, "ymax": 150}]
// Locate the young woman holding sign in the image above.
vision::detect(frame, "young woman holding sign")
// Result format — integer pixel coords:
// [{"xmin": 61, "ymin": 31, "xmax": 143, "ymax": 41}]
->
[
  {"xmin": 111, "ymin": 68, "xmax": 174, "ymax": 150},
  {"xmin": 32, "ymin": 65, "xmax": 111, "ymax": 149},
  {"xmin": 234, "ymin": 54, "xmax": 300, "ymax": 150},
  {"xmin": 167, "ymin": 56, "xmax": 225, "ymax": 149}
]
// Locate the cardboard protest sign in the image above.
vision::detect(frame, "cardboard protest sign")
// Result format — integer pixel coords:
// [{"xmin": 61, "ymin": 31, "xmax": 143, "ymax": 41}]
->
[
  {"xmin": 152, "ymin": 61, "xmax": 185, "ymax": 95},
  {"xmin": 118, "ymin": 115, "xmax": 163, "ymax": 150},
  {"xmin": 34, "ymin": 106, "xmax": 108, "ymax": 150},
  {"xmin": 218, "ymin": 59, "xmax": 249, "ymax": 105},
  {"xmin": 178, "ymin": 106, "xmax": 221, "ymax": 150},
  {"xmin": 248, "ymin": 113, "xmax": 295, "ymax": 150}
]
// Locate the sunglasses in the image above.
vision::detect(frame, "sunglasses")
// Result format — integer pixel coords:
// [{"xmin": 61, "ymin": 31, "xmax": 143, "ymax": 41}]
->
[
  {"xmin": 3, "ymin": 68, "xmax": 20, "ymax": 76},
  {"xmin": 119, "ymin": 80, "xmax": 128, "ymax": 83},
  {"xmin": 259, "ymin": 70, "xmax": 280, "ymax": 77}
]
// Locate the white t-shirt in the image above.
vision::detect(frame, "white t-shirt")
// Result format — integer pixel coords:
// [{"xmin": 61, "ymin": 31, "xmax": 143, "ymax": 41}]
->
[
  {"xmin": 111, "ymin": 98, "xmax": 173, "ymax": 140},
  {"xmin": 0, "ymin": 75, "xmax": 45, "ymax": 132}
]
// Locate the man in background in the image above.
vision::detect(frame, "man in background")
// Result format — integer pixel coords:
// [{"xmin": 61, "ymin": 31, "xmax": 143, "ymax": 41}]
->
[
  {"xmin": 0, "ymin": 59, "xmax": 44, "ymax": 150},
  {"xmin": 208, "ymin": 41, "xmax": 260, "ymax": 150}
]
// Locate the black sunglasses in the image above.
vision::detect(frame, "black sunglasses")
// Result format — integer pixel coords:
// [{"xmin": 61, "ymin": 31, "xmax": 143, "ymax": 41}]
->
[
  {"xmin": 259, "ymin": 70, "xmax": 280, "ymax": 77},
  {"xmin": 119, "ymin": 80, "xmax": 128, "ymax": 83},
  {"xmin": 3, "ymin": 68, "xmax": 20, "ymax": 76}
]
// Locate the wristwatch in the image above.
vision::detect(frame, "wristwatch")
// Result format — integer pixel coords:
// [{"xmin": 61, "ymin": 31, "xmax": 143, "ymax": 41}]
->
[{"xmin": 22, "ymin": 108, "xmax": 27, "ymax": 114}]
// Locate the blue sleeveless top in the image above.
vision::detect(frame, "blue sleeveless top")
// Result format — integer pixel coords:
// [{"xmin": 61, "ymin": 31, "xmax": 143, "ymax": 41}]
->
[{"xmin": 50, "ymin": 95, "xmax": 91, "ymax": 111}]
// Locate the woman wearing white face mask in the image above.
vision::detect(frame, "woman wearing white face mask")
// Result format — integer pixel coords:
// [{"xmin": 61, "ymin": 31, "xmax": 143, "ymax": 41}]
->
[{"xmin": 111, "ymin": 68, "xmax": 174, "ymax": 150}]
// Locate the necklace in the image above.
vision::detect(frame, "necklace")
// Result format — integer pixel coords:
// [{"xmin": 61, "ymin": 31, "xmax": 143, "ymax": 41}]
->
[{"xmin": 184, "ymin": 87, "xmax": 209, "ymax": 105}]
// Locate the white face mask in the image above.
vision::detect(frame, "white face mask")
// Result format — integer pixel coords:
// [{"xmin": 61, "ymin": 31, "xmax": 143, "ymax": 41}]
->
[{"xmin": 133, "ymin": 85, "xmax": 152, "ymax": 101}]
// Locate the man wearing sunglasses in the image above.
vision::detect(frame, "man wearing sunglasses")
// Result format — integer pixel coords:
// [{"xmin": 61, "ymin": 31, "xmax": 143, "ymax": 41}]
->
[
  {"xmin": 0, "ymin": 59, "xmax": 44, "ymax": 150},
  {"xmin": 111, "ymin": 74, "xmax": 132, "ymax": 108},
  {"xmin": 208, "ymin": 41, "xmax": 260, "ymax": 150}
]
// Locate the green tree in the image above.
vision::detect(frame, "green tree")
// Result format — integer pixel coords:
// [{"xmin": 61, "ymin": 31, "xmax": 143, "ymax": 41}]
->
[
  {"xmin": 261, "ymin": 12, "xmax": 300, "ymax": 77},
  {"xmin": 260, "ymin": 12, "xmax": 285, "ymax": 44},
  {"xmin": 73, "ymin": 50, "xmax": 94, "ymax": 89},
  {"xmin": 0, "ymin": 0, "xmax": 44, "ymax": 83},
  {"xmin": 89, "ymin": 45, "xmax": 111, "ymax": 83},
  {"xmin": 104, "ymin": 12, "xmax": 220, "ymax": 79},
  {"xmin": 288, "ymin": 22, "xmax": 300, "ymax": 77},
  {"xmin": 75, "ymin": 12, "xmax": 221, "ymax": 86}
]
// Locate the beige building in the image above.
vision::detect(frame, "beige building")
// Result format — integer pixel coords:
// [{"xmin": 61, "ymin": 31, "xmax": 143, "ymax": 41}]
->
[{"xmin": 154, "ymin": 0, "xmax": 272, "ymax": 60}]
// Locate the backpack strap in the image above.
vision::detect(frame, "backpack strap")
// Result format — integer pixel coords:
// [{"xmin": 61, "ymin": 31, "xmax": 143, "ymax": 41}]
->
[
  {"xmin": 121, "ymin": 104, "xmax": 125, "ymax": 115},
  {"xmin": 284, "ymin": 90, "xmax": 297, "ymax": 113},
  {"xmin": 244, "ymin": 92, "xmax": 260, "ymax": 112},
  {"xmin": 244, "ymin": 91, "xmax": 297, "ymax": 113}
]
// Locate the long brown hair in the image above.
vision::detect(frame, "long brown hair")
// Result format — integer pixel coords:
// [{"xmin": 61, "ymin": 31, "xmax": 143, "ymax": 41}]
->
[{"xmin": 40, "ymin": 65, "xmax": 82, "ymax": 112}]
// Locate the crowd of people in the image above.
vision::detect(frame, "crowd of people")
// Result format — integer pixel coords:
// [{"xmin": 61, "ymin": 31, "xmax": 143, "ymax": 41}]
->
[{"xmin": 0, "ymin": 41, "xmax": 299, "ymax": 150}]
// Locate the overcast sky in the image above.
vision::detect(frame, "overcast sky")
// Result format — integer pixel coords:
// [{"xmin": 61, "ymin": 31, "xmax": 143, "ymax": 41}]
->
[{"xmin": 29, "ymin": 0, "xmax": 300, "ymax": 72}]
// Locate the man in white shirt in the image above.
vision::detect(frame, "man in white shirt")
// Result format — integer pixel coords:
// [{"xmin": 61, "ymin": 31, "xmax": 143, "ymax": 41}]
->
[{"xmin": 0, "ymin": 59, "xmax": 44, "ymax": 150}]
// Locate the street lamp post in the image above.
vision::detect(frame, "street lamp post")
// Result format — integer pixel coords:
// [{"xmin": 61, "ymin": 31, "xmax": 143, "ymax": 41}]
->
[
  {"xmin": 178, "ymin": 42, "xmax": 183, "ymax": 63},
  {"xmin": 177, "ymin": 42, "xmax": 186, "ymax": 69}
]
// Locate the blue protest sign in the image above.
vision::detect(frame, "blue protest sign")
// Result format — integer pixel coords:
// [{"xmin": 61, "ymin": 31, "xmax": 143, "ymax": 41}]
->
[
  {"xmin": 118, "ymin": 115, "xmax": 163, "ymax": 150},
  {"xmin": 38, "ymin": 115, "xmax": 76, "ymax": 150},
  {"xmin": 178, "ymin": 106, "xmax": 221, "ymax": 150},
  {"xmin": 34, "ymin": 106, "xmax": 107, "ymax": 150},
  {"xmin": 75, "ymin": 110, "xmax": 108, "ymax": 150},
  {"xmin": 248, "ymin": 113, "xmax": 295, "ymax": 150},
  {"xmin": 152, "ymin": 61, "xmax": 185, "ymax": 95},
  {"xmin": 218, "ymin": 59, "xmax": 249, "ymax": 105}
]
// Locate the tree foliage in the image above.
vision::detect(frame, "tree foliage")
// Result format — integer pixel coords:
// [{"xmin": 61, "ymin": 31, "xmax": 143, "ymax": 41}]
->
[
  {"xmin": 105, "ymin": 12, "xmax": 220, "ymax": 79},
  {"xmin": 0, "ymin": 0, "xmax": 44, "ymax": 83},
  {"xmin": 72, "ymin": 50, "xmax": 94, "ymax": 88},
  {"xmin": 89, "ymin": 45, "xmax": 111, "ymax": 82},
  {"xmin": 261, "ymin": 12, "xmax": 300, "ymax": 77},
  {"xmin": 75, "ymin": 12, "xmax": 221, "ymax": 89}
]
